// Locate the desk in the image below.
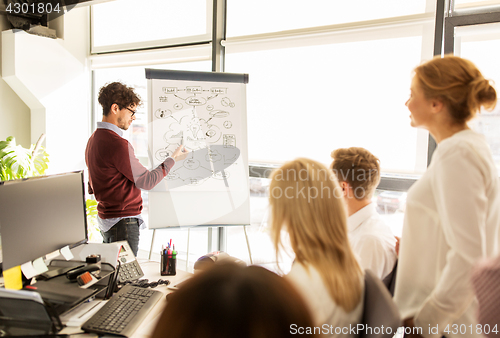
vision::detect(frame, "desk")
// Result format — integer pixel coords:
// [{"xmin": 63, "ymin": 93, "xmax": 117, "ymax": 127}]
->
[{"xmin": 59, "ymin": 259, "xmax": 193, "ymax": 337}]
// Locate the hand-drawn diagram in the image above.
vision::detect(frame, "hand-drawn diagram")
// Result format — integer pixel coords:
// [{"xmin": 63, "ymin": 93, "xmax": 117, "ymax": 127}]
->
[{"xmin": 151, "ymin": 84, "xmax": 242, "ymax": 190}]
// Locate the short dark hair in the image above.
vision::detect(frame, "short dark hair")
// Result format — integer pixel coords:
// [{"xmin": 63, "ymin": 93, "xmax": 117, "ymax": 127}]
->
[
  {"xmin": 331, "ymin": 147, "xmax": 380, "ymax": 200},
  {"xmin": 98, "ymin": 82, "xmax": 141, "ymax": 116},
  {"xmin": 152, "ymin": 263, "xmax": 317, "ymax": 338}
]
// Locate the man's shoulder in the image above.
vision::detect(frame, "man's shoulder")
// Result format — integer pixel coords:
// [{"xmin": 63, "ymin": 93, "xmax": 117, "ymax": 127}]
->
[
  {"xmin": 93, "ymin": 128, "xmax": 123, "ymax": 138},
  {"xmin": 354, "ymin": 222, "xmax": 396, "ymax": 262},
  {"xmin": 87, "ymin": 129, "xmax": 129, "ymax": 157},
  {"xmin": 90, "ymin": 129, "xmax": 127, "ymax": 146},
  {"xmin": 357, "ymin": 217, "xmax": 395, "ymax": 243}
]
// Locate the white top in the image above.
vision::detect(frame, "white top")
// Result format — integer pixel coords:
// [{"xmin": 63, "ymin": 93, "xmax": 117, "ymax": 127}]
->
[
  {"xmin": 348, "ymin": 203, "xmax": 397, "ymax": 279},
  {"xmin": 394, "ymin": 130, "xmax": 500, "ymax": 338},
  {"xmin": 286, "ymin": 262, "xmax": 364, "ymax": 337}
]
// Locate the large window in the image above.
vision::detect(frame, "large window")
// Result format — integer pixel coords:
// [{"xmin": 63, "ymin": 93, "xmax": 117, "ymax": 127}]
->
[
  {"xmin": 454, "ymin": 23, "xmax": 500, "ymax": 170},
  {"xmin": 454, "ymin": 0, "xmax": 500, "ymax": 10},
  {"xmin": 89, "ymin": 1, "xmax": 500, "ymax": 272},
  {"xmin": 221, "ymin": 6, "xmax": 436, "ymax": 269},
  {"xmin": 91, "ymin": 0, "xmax": 212, "ymax": 53},
  {"xmin": 443, "ymin": 4, "xmax": 500, "ymax": 173},
  {"xmin": 225, "ymin": 26, "xmax": 432, "ymax": 173},
  {"xmin": 227, "ymin": 0, "xmax": 430, "ymax": 37},
  {"xmin": 90, "ymin": 1, "xmax": 436, "ymax": 271}
]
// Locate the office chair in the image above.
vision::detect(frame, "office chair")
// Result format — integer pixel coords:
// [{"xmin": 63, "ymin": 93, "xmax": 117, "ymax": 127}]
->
[
  {"xmin": 471, "ymin": 255, "xmax": 500, "ymax": 338},
  {"xmin": 359, "ymin": 269, "xmax": 401, "ymax": 338},
  {"xmin": 382, "ymin": 260, "xmax": 398, "ymax": 297}
]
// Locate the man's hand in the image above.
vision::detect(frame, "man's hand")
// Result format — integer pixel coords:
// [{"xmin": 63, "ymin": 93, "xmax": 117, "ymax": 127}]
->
[{"xmin": 172, "ymin": 145, "xmax": 189, "ymax": 162}]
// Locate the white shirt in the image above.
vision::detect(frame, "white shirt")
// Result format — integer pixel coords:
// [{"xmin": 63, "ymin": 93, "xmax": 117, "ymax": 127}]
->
[
  {"xmin": 348, "ymin": 203, "xmax": 397, "ymax": 279},
  {"xmin": 286, "ymin": 262, "xmax": 364, "ymax": 337},
  {"xmin": 394, "ymin": 130, "xmax": 500, "ymax": 338}
]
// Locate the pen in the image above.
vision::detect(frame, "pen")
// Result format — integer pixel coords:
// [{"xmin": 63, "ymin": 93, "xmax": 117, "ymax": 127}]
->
[
  {"xmin": 165, "ymin": 250, "xmax": 170, "ymax": 276},
  {"xmin": 167, "ymin": 249, "xmax": 173, "ymax": 275},
  {"xmin": 161, "ymin": 245, "xmax": 166, "ymax": 274}
]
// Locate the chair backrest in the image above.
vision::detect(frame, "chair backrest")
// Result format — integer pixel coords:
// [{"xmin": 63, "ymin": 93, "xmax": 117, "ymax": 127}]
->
[
  {"xmin": 359, "ymin": 269, "xmax": 401, "ymax": 338},
  {"xmin": 471, "ymin": 255, "xmax": 500, "ymax": 338},
  {"xmin": 382, "ymin": 260, "xmax": 398, "ymax": 297}
]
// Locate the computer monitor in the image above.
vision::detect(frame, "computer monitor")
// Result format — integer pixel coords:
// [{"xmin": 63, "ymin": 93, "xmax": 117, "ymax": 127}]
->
[{"xmin": 0, "ymin": 171, "xmax": 88, "ymax": 270}]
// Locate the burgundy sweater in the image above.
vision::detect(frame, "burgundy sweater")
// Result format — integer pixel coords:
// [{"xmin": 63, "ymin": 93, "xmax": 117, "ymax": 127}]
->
[{"xmin": 85, "ymin": 129, "xmax": 174, "ymax": 219}]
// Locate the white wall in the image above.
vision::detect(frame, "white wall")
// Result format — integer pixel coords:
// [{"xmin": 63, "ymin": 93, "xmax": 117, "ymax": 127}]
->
[
  {"xmin": 0, "ymin": 17, "xmax": 30, "ymax": 148},
  {"xmin": 1, "ymin": 7, "xmax": 91, "ymax": 174}
]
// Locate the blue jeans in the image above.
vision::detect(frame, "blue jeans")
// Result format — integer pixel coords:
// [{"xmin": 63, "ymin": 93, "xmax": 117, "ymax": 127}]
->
[{"xmin": 101, "ymin": 218, "xmax": 140, "ymax": 257}]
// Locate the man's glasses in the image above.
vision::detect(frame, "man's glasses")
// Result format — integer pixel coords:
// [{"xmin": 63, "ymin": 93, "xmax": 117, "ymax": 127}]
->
[
  {"xmin": 125, "ymin": 107, "xmax": 137, "ymax": 117},
  {"xmin": 114, "ymin": 103, "xmax": 137, "ymax": 117}
]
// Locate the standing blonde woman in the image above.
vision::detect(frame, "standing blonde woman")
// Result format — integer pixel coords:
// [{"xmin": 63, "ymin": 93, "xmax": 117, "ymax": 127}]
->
[
  {"xmin": 269, "ymin": 158, "xmax": 364, "ymax": 336},
  {"xmin": 394, "ymin": 55, "xmax": 500, "ymax": 338}
]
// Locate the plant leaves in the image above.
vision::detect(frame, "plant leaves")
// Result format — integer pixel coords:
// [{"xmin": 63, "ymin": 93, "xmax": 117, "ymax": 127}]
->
[{"xmin": 0, "ymin": 136, "xmax": 50, "ymax": 181}]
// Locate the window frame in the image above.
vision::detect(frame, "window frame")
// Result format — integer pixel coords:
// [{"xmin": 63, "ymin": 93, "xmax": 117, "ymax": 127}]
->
[
  {"xmin": 90, "ymin": 0, "xmax": 214, "ymax": 54},
  {"xmin": 444, "ymin": 8, "xmax": 500, "ymax": 55},
  {"xmin": 89, "ymin": 0, "xmax": 500, "ymax": 257}
]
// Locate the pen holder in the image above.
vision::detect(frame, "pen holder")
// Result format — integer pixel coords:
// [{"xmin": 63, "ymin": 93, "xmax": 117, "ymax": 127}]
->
[{"xmin": 161, "ymin": 251, "xmax": 176, "ymax": 276}]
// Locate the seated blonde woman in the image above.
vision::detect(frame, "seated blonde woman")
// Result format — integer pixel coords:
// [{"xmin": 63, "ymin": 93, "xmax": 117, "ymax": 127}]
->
[{"xmin": 269, "ymin": 158, "xmax": 364, "ymax": 337}]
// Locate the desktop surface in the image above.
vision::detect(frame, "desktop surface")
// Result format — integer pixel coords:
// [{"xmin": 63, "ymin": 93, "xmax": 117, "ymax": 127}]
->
[
  {"xmin": 25, "ymin": 260, "xmax": 116, "ymax": 315},
  {"xmin": 59, "ymin": 259, "xmax": 192, "ymax": 338}
]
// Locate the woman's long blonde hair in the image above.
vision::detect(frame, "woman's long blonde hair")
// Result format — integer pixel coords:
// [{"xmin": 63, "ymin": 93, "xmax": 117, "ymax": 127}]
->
[{"xmin": 269, "ymin": 158, "xmax": 362, "ymax": 312}]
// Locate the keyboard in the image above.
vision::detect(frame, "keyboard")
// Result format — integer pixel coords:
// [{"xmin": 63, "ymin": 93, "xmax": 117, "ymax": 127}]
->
[{"xmin": 81, "ymin": 285, "xmax": 163, "ymax": 337}]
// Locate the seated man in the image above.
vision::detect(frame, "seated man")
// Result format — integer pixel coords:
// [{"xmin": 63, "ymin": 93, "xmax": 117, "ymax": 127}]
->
[{"xmin": 330, "ymin": 147, "xmax": 396, "ymax": 279}]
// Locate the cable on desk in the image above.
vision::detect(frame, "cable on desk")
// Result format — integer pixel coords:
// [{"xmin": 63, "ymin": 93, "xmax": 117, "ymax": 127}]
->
[
  {"xmin": 104, "ymin": 260, "xmax": 121, "ymax": 299},
  {"xmin": 119, "ymin": 278, "xmax": 171, "ymax": 289}
]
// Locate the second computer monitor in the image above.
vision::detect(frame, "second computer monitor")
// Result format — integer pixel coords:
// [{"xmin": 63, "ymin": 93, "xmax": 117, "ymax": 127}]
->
[{"xmin": 0, "ymin": 171, "xmax": 88, "ymax": 271}]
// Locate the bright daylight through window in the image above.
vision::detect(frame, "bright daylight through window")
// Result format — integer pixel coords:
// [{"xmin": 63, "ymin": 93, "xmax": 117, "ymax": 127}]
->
[{"xmin": 89, "ymin": 0, "xmax": 500, "ymax": 272}]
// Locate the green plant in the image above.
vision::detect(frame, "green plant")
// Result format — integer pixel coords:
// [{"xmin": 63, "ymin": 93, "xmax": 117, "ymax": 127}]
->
[
  {"xmin": 86, "ymin": 198, "xmax": 103, "ymax": 243},
  {"xmin": 0, "ymin": 134, "xmax": 49, "ymax": 181}
]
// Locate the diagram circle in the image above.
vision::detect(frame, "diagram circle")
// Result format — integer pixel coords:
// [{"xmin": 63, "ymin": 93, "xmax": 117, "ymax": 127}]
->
[
  {"xmin": 205, "ymin": 124, "xmax": 221, "ymax": 144},
  {"xmin": 165, "ymin": 172, "xmax": 180, "ymax": 180},
  {"xmin": 207, "ymin": 105, "xmax": 214, "ymax": 111},
  {"xmin": 213, "ymin": 170, "xmax": 230, "ymax": 180},
  {"xmin": 185, "ymin": 96, "xmax": 207, "ymax": 106},
  {"xmin": 188, "ymin": 177, "xmax": 206, "ymax": 185},
  {"xmin": 173, "ymin": 103, "xmax": 183, "ymax": 110},
  {"xmin": 221, "ymin": 97, "xmax": 231, "ymax": 107},
  {"xmin": 206, "ymin": 150, "xmax": 222, "ymax": 162},
  {"xmin": 223, "ymin": 121, "xmax": 232, "ymax": 129},
  {"xmin": 155, "ymin": 108, "xmax": 171, "ymax": 119},
  {"xmin": 155, "ymin": 148, "xmax": 170, "ymax": 162},
  {"xmin": 183, "ymin": 158, "xmax": 201, "ymax": 170},
  {"xmin": 210, "ymin": 111, "xmax": 230, "ymax": 118}
]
